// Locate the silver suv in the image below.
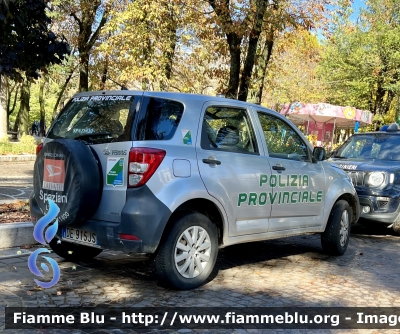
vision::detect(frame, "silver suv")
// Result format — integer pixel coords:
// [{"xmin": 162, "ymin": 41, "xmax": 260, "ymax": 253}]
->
[{"xmin": 30, "ymin": 91, "xmax": 360, "ymax": 289}]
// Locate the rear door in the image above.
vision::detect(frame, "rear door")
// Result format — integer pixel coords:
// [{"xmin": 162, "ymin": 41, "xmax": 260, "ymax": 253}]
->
[{"xmin": 196, "ymin": 102, "xmax": 272, "ymax": 237}]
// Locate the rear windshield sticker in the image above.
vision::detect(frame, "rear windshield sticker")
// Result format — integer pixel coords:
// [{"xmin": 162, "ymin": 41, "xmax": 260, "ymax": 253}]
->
[
  {"xmin": 182, "ymin": 130, "xmax": 192, "ymax": 145},
  {"xmin": 106, "ymin": 158, "xmax": 124, "ymax": 186},
  {"xmin": 72, "ymin": 96, "xmax": 131, "ymax": 102}
]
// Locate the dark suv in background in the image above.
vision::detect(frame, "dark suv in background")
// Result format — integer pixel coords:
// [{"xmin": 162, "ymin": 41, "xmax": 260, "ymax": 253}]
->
[{"xmin": 329, "ymin": 123, "xmax": 400, "ymax": 235}]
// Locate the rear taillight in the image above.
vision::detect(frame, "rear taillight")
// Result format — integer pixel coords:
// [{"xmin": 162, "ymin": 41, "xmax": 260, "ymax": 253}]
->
[
  {"xmin": 36, "ymin": 142, "xmax": 44, "ymax": 155},
  {"xmin": 128, "ymin": 147, "xmax": 166, "ymax": 188}
]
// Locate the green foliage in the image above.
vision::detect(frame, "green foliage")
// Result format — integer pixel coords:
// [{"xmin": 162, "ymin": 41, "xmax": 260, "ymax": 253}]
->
[
  {"xmin": 0, "ymin": 0, "xmax": 70, "ymax": 79},
  {"xmin": 0, "ymin": 138, "xmax": 37, "ymax": 155},
  {"xmin": 19, "ymin": 134, "xmax": 36, "ymax": 145},
  {"xmin": 317, "ymin": 0, "xmax": 400, "ymax": 116},
  {"xmin": 263, "ymin": 29, "xmax": 326, "ymax": 108},
  {"xmin": 0, "ymin": 134, "xmax": 8, "ymax": 143}
]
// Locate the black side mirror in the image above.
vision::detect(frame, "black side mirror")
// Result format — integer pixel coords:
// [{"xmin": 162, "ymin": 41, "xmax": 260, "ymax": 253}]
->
[{"xmin": 313, "ymin": 147, "xmax": 326, "ymax": 162}]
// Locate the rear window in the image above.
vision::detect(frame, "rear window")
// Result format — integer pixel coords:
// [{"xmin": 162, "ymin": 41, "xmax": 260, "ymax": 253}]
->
[
  {"xmin": 135, "ymin": 98, "xmax": 184, "ymax": 140},
  {"xmin": 48, "ymin": 95, "xmax": 137, "ymax": 143}
]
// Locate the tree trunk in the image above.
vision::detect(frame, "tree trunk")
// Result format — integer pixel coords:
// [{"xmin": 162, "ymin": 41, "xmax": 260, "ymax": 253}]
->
[
  {"xmin": 373, "ymin": 67, "xmax": 388, "ymax": 115},
  {"xmin": 160, "ymin": 4, "xmax": 177, "ymax": 91},
  {"xmin": 39, "ymin": 77, "xmax": 47, "ymax": 137},
  {"xmin": 208, "ymin": 0, "xmax": 243, "ymax": 99},
  {"xmin": 225, "ymin": 33, "xmax": 242, "ymax": 99},
  {"xmin": 7, "ymin": 82, "xmax": 20, "ymax": 127},
  {"xmin": 52, "ymin": 67, "xmax": 76, "ymax": 122},
  {"xmin": 238, "ymin": 0, "xmax": 269, "ymax": 102},
  {"xmin": 0, "ymin": 75, "xmax": 8, "ymax": 139},
  {"xmin": 72, "ymin": 0, "xmax": 109, "ymax": 92},
  {"xmin": 100, "ymin": 61, "xmax": 108, "ymax": 90},
  {"xmin": 18, "ymin": 77, "xmax": 31, "ymax": 137},
  {"xmin": 79, "ymin": 51, "xmax": 90, "ymax": 92},
  {"xmin": 141, "ymin": 33, "xmax": 152, "ymax": 91},
  {"xmin": 164, "ymin": 29, "xmax": 177, "ymax": 81},
  {"xmin": 385, "ymin": 92, "xmax": 394, "ymax": 113},
  {"xmin": 394, "ymin": 96, "xmax": 400, "ymax": 124},
  {"xmin": 255, "ymin": 36, "xmax": 274, "ymax": 104}
]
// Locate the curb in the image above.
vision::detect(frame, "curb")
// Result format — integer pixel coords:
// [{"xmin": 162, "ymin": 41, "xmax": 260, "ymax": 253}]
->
[
  {"xmin": 0, "ymin": 221, "xmax": 36, "ymax": 250},
  {"xmin": 0, "ymin": 199, "xmax": 27, "ymax": 205},
  {"xmin": 0, "ymin": 155, "xmax": 36, "ymax": 162}
]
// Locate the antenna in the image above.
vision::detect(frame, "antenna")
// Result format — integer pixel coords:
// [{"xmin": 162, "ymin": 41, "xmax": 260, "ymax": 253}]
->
[{"xmin": 106, "ymin": 76, "xmax": 128, "ymax": 90}]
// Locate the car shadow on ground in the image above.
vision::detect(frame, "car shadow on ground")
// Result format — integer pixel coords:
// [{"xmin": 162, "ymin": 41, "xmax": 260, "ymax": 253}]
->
[
  {"xmin": 1, "ymin": 231, "xmax": 399, "ymax": 313},
  {"xmin": 351, "ymin": 219, "xmax": 397, "ymax": 237},
  {"xmin": 55, "ymin": 230, "xmax": 398, "ymax": 294}
]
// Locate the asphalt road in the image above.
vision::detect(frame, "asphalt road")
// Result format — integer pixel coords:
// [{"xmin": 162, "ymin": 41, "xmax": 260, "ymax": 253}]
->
[
  {"xmin": 1, "ymin": 230, "xmax": 399, "ymax": 333},
  {"xmin": 0, "ymin": 160, "xmax": 399, "ymax": 333},
  {"xmin": 0, "ymin": 161, "xmax": 34, "ymax": 201}
]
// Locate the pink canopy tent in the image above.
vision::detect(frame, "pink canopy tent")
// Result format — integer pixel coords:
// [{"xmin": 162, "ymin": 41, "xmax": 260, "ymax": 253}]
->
[{"xmin": 280, "ymin": 102, "xmax": 373, "ymax": 146}]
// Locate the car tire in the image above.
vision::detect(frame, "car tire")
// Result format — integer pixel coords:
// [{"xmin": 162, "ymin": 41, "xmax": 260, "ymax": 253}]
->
[
  {"xmin": 393, "ymin": 218, "xmax": 400, "ymax": 236},
  {"xmin": 321, "ymin": 200, "xmax": 352, "ymax": 255},
  {"xmin": 49, "ymin": 238, "xmax": 103, "ymax": 261},
  {"xmin": 154, "ymin": 212, "xmax": 218, "ymax": 290}
]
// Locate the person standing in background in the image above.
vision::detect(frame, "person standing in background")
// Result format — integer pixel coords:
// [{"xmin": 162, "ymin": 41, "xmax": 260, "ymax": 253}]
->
[{"xmin": 31, "ymin": 121, "xmax": 37, "ymax": 135}]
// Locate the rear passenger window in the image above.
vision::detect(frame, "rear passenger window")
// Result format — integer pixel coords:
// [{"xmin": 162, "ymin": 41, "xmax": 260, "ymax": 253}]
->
[
  {"xmin": 136, "ymin": 98, "xmax": 184, "ymax": 140},
  {"xmin": 201, "ymin": 106, "xmax": 258, "ymax": 154}
]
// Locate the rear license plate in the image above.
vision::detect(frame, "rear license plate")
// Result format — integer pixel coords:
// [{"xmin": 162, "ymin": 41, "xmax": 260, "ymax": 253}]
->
[{"xmin": 62, "ymin": 227, "xmax": 97, "ymax": 245}]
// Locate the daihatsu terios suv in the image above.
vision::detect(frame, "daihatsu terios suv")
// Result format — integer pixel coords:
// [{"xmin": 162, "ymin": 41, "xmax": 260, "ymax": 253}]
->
[{"xmin": 30, "ymin": 91, "xmax": 360, "ymax": 289}]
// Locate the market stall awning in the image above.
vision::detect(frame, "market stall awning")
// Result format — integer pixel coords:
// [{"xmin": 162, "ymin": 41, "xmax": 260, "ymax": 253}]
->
[{"xmin": 280, "ymin": 102, "xmax": 372, "ymax": 128}]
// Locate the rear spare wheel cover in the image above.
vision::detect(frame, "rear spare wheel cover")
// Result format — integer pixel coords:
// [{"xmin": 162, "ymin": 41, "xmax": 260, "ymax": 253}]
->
[{"xmin": 33, "ymin": 139, "xmax": 102, "ymax": 226}]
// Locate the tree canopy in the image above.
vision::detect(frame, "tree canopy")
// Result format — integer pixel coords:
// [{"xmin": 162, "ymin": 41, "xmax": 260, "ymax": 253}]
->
[
  {"xmin": 3, "ymin": 0, "xmax": 400, "ymax": 139},
  {"xmin": 0, "ymin": 0, "xmax": 69, "ymax": 79},
  {"xmin": 318, "ymin": 0, "xmax": 400, "ymax": 116},
  {"xmin": 0, "ymin": 0, "xmax": 70, "ymax": 138}
]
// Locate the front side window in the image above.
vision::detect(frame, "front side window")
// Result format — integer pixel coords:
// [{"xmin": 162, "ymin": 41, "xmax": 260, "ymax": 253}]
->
[
  {"xmin": 201, "ymin": 106, "xmax": 258, "ymax": 154},
  {"xmin": 257, "ymin": 112, "xmax": 308, "ymax": 161},
  {"xmin": 48, "ymin": 95, "xmax": 136, "ymax": 143}
]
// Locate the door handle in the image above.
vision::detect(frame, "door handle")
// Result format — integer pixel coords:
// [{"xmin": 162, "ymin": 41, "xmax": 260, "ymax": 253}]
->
[
  {"xmin": 272, "ymin": 165, "xmax": 285, "ymax": 171},
  {"xmin": 202, "ymin": 158, "xmax": 221, "ymax": 165}
]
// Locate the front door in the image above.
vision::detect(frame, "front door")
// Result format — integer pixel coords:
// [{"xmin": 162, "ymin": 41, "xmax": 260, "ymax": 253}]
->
[{"xmin": 256, "ymin": 111, "xmax": 326, "ymax": 232}]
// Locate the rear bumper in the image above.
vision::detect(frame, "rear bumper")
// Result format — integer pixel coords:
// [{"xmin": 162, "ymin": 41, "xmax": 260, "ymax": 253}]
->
[
  {"xmin": 59, "ymin": 219, "xmax": 144, "ymax": 253},
  {"xmin": 30, "ymin": 186, "xmax": 172, "ymax": 254}
]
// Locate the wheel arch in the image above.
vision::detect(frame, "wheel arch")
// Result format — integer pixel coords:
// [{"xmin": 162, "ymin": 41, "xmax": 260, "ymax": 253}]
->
[
  {"xmin": 157, "ymin": 198, "xmax": 225, "ymax": 253},
  {"xmin": 334, "ymin": 193, "xmax": 359, "ymax": 225}
]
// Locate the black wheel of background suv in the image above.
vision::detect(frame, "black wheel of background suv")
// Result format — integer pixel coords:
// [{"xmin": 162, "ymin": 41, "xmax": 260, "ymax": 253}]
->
[
  {"xmin": 154, "ymin": 212, "xmax": 218, "ymax": 290},
  {"xmin": 321, "ymin": 200, "xmax": 352, "ymax": 255},
  {"xmin": 49, "ymin": 238, "xmax": 103, "ymax": 261},
  {"xmin": 393, "ymin": 219, "xmax": 400, "ymax": 236}
]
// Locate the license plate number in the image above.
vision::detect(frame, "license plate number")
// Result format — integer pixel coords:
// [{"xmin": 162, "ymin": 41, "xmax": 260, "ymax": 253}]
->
[{"xmin": 62, "ymin": 227, "xmax": 97, "ymax": 245}]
